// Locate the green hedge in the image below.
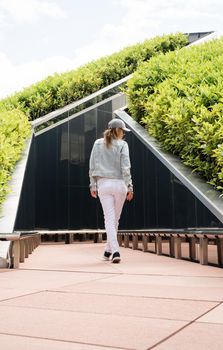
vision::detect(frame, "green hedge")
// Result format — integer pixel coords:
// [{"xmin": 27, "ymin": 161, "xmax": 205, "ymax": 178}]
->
[
  {"xmin": 127, "ymin": 37, "xmax": 223, "ymax": 192},
  {"xmin": 0, "ymin": 33, "xmax": 187, "ymax": 121},
  {"xmin": 0, "ymin": 109, "xmax": 31, "ymax": 207}
]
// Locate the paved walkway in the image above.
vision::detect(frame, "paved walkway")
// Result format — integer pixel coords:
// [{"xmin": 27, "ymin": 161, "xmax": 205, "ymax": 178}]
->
[{"xmin": 0, "ymin": 242, "xmax": 223, "ymax": 350}]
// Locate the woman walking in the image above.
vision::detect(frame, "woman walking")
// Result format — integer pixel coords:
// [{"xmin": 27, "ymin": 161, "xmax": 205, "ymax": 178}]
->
[{"xmin": 89, "ymin": 119, "xmax": 133, "ymax": 263}]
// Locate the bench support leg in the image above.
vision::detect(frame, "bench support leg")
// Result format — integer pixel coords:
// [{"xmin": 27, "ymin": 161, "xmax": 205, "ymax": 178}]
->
[
  {"xmin": 217, "ymin": 237, "xmax": 223, "ymax": 266},
  {"xmin": 156, "ymin": 236, "xmax": 162, "ymax": 255},
  {"xmin": 142, "ymin": 235, "xmax": 148, "ymax": 252},
  {"xmin": 199, "ymin": 237, "xmax": 208, "ymax": 265},
  {"xmin": 12, "ymin": 240, "xmax": 20, "ymax": 269},
  {"xmin": 20, "ymin": 241, "xmax": 25, "ymax": 263},
  {"xmin": 169, "ymin": 237, "xmax": 174, "ymax": 257},
  {"xmin": 124, "ymin": 235, "xmax": 129, "ymax": 248},
  {"xmin": 117, "ymin": 235, "xmax": 122, "ymax": 246},
  {"xmin": 174, "ymin": 237, "xmax": 182, "ymax": 259},
  {"xmin": 189, "ymin": 237, "xmax": 196, "ymax": 260},
  {"xmin": 132, "ymin": 235, "xmax": 138, "ymax": 250},
  {"xmin": 65, "ymin": 234, "xmax": 72, "ymax": 244}
]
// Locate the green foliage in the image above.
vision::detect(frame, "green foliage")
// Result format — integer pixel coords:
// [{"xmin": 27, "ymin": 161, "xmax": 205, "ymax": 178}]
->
[
  {"xmin": 0, "ymin": 109, "xmax": 31, "ymax": 207},
  {"xmin": 0, "ymin": 32, "xmax": 187, "ymax": 121},
  {"xmin": 127, "ymin": 37, "xmax": 223, "ymax": 191},
  {"xmin": 0, "ymin": 32, "xmax": 187, "ymax": 208}
]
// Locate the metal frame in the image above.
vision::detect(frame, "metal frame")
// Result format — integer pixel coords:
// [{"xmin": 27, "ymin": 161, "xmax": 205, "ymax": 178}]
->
[
  {"xmin": 32, "ymin": 74, "xmax": 132, "ymax": 131},
  {"xmin": 35, "ymin": 92, "xmax": 127, "ymax": 136}
]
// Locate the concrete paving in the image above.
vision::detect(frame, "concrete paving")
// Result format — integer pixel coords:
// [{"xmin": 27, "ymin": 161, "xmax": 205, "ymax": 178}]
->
[{"xmin": 0, "ymin": 242, "xmax": 223, "ymax": 350}]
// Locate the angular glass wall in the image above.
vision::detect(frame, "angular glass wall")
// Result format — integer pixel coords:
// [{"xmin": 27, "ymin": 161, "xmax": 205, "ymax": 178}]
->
[{"xmin": 15, "ymin": 93, "xmax": 223, "ymax": 231}]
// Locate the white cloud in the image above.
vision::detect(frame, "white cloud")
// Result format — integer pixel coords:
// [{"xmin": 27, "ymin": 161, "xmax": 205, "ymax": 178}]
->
[
  {"xmin": 0, "ymin": 41, "xmax": 120, "ymax": 98},
  {"xmin": 0, "ymin": 52, "xmax": 75, "ymax": 98},
  {"xmin": 76, "ymin": 0, "xmax": 220, "ymax": 63},
  {"xmin": 117, "ymin": 0, "xmax": 223, "ymax": 14},
  {"xmin": 0, "ymin": 0, "xmax": 67, "ymax": 22},
  {"xmin": 0, "ymin": 0, "xmax": 223, "ymax": 99},
  {"xmin": 116, "ymin": 0, "xmax": 222, "ymax": 33}
]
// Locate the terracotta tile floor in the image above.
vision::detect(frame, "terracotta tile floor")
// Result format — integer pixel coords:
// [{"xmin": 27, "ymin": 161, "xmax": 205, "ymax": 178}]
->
[{"xmin": 0, "ymin": 242, "xmax": 222, "ymax": 350}]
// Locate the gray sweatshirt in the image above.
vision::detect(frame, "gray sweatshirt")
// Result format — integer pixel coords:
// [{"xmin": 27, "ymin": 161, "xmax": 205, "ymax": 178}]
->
[{"xmin": 89, "ymin": 138, "xmax": 133, "ymax": 192}]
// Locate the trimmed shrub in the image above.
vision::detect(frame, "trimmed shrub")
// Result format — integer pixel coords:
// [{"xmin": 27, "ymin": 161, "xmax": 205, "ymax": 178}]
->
[
  {"xmin": 0, "ymin": 33, "xmax": 188, "ymax": 121},
  {"xmin": 0, "ymin": 109, "xmax": 31, "ymax": 207},
  {"xmin": 127, "ymin": 37, "xmax": 223, "ymax": 191}
]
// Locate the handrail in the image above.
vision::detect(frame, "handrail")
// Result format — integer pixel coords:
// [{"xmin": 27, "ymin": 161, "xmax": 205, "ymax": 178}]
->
[
  {"xmin": 118, "ymin": 228, "xmax": 223, "ymax": 236},
  {"xmin": 32, "ymin": 74, "xmax": 132, "ymax": 131}
]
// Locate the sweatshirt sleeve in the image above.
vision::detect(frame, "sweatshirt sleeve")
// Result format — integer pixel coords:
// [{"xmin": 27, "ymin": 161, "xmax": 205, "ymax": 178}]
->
[
  {"xmin": 89, "ymin": 143, "xmax": 97, "ymax": 191},
  {"xmin": 120, "ymin": 142, "xmax": 133, "ymax": 192}
]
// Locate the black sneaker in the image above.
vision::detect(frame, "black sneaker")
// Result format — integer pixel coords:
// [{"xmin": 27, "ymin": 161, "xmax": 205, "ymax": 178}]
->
[
  {"xmin": 103, "ymin": 251, "xmax": 112, "ymax": 261},
  {"xmin": 112, "ymin": 251, "xmax": 121, "ymax": 263}
]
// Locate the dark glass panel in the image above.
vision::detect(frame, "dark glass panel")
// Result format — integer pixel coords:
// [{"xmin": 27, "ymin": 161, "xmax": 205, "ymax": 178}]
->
[
  {"xmin": 196, "ymin": 199, "xmax": 223, "ymax": 228},
  {"xmin": 69, "ymin": 188, "xmax": 98, "ymax": 229},
  {"xmin": 35, "ymin": 124, "xmax": 69, "ymax": 229},
  {"xmin": 69, "ymin": 116, "xmax": 86, "ymax": 187},
  {"xmin": 143, "ymin": 151, "xmax": 159, "ymax": 228},
  {"xmin": 171, "ymin": 176, "xmax": 195, "ymax": 228},
  {"xmin": 15, "ymin": 137, "xmax": 36, "ymax": 230},
  {"xmin": 96, "ymin": 107, "xmax": 112, "ymax": 139},
  {"xmin": 155, "ymin": 161, "xmax": 173, "ymax": 228},
  {"xmin": 122, "ymin": 133, "xmax": 145, "ymax": 229}
]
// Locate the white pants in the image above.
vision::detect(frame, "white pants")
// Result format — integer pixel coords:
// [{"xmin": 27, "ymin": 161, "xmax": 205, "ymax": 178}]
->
[{"xmin": 98, "ymin": 178, "xmax": 127, "ymax": 254}]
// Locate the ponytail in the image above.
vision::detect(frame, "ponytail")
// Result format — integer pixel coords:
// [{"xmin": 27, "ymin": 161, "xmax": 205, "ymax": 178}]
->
[{"xmin": 104, "ymin": 128, "xmax": 119, "ymax": 148}]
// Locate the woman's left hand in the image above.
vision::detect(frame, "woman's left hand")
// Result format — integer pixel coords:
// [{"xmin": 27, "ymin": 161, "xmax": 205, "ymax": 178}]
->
[{"xmin": 126, "ymin": 192, "xmax": 133, "ymax": 201}]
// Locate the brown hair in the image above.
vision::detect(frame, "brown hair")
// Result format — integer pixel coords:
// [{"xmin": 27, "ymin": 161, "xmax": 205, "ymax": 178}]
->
[{"xmin": 104, "ymin": 128, "xmax": 120, "ymax": 148}]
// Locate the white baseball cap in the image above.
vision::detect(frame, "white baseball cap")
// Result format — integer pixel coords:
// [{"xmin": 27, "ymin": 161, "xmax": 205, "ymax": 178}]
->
[{"xmin": 108, "ymin": 119, "xmax": 130, "ymax": 132}]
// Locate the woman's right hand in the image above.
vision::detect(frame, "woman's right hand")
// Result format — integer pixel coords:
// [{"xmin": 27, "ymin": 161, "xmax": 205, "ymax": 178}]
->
[{"xmin": 90, "ymin": 190, "xmax": 97, "ymax": 198}]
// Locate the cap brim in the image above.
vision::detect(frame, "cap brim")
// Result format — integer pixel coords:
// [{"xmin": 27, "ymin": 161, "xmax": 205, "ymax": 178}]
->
[{"xmin": 123, "ymin": 127, "xmax": 131, "ymax": 132}]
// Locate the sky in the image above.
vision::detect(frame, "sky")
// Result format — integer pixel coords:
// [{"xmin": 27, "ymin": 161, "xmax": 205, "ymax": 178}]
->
[{"xmin": 0, "ymin": 0, "xmax": 223, "ymax": 99}]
